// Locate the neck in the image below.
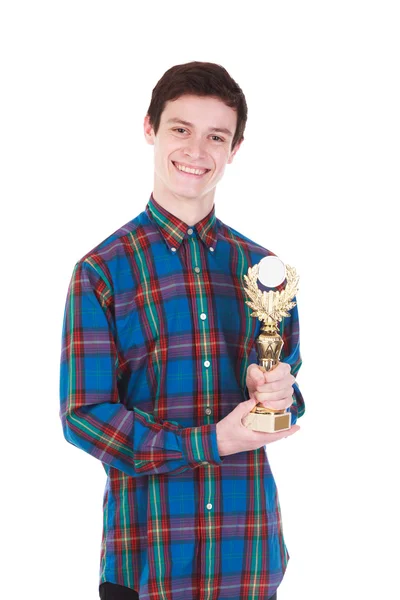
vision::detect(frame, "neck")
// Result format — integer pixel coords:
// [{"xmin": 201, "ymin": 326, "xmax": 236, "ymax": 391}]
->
[{"xmin": 152, "ymin": 181, "xmax": 215, "ymax": 226}]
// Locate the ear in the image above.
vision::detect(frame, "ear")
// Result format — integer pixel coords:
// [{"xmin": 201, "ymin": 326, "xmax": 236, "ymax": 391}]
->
[
  {"xmin": 227, "ymin": 139, "xmax": 243, "ymax": 164},
  {"xmin": 143, "ymin": 114, "xmax": 155, "ymax": 146}
]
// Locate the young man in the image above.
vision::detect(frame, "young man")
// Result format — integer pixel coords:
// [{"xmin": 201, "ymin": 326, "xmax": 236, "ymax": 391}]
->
[{"xmin": 60, "ymin": 61, "xmax": 305, "ymax": 600}]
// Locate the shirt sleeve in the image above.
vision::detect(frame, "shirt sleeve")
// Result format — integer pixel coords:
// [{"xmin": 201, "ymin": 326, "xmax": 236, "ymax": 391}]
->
[
  {"xmin": 280, "ymin": 297, "xmax": 305, "ymax": 425},
  {"xmin": 59, "ymin": 259, "xmax": 223, "ymax": 477}
]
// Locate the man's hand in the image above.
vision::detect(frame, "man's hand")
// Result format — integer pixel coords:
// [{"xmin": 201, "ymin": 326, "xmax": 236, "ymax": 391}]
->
[
  {"xmin": 216, "ymin": 363, "xmax": 300, "ymax": 457},
  {"xmin": 247, "ymin": 362, "xmax": 296, "ymax": 412}
]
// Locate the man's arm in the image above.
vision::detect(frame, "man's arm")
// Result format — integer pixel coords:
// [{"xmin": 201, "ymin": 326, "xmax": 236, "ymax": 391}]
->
[
  {"xmin": 280, "ymin": 299, "xmax": 305, "ymax": 425},
  {"xmin": 59, "ymin": 259, "xmax": 222, "ymax": 477}
]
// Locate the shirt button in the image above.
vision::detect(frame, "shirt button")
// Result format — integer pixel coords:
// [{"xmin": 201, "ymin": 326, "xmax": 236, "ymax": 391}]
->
[
  {"xmin": 194, "ymin": 266, "xmax": 201, "ymax": 273},
  {"xmin": 204, "ymin": 360, "xmax": 210, "ymax": 367},
  {"xmin": 206, "ymin": 503, "xmax": 213, "ymax": 510},
  {"xmin": 187, "ymin": 228, "xmax": 194, "ymax": 235},
  {"xmin": 205, "ymin": 407, "xmax": 212, "ymax": 416},
  {"xmin": 171, "ymin": 247, "xmax": 177, "ymax": 252},
  {"xmin": 200, "ymin": 313, "xmax": 207, "ymax": 320},
  {"xmin": 209, "ymin": 247, "xmax": 214, "ymax": 252}
]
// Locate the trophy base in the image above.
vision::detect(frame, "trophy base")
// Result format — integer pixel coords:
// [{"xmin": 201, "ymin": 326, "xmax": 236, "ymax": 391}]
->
[{"xmin": 243, "ymin": 411, "xmax": 291, "ymax": 433}]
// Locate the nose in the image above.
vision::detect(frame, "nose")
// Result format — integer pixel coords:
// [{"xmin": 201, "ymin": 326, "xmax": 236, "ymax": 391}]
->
[{"xmin": 183, "ymin": 137, "xmax": 206, "ymax": 160}]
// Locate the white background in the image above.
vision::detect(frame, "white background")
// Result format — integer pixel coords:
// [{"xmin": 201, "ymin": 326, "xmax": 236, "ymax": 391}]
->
[{"xmin": 1, "ymin": 1, "xmax": 399, "ymax": 598}]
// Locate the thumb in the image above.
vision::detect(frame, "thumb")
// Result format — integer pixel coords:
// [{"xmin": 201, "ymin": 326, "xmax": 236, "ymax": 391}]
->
[
  {"xmin": 236, "ymin": 397, "xmax": 257, "ymax": 417},
  {"xmin": 246, "ymin": 364, "xmax": 265, "ymax": 393}
]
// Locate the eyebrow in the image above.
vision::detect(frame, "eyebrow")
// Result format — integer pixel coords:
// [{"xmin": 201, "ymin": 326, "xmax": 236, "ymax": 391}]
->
[{"xmin": 166, "ymin": 118, "xmax": 233, "ymax": 137}]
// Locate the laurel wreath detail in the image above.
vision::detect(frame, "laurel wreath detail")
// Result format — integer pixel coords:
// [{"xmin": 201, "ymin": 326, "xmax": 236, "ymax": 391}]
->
[{"xmin": 243, "ymin": 263, "xmax": 299, "ymax": 323}]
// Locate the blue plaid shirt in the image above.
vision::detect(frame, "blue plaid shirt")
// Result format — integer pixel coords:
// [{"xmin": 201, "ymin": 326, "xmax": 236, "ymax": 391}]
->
[{"xmin": 60, "ymin": 193, "xmax": 305, "ymax": 599}]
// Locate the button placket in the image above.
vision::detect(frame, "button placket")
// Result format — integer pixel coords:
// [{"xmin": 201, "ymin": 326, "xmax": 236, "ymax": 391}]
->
[{"xmin": 185, "ymin": 234, "xmax": 215, "ymax": 590}]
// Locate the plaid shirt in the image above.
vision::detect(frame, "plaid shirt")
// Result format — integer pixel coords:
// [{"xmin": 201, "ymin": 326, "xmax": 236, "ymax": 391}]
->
[{"xmin": 59, "ymin": 193, "xmax": 305, "ymax": 600}]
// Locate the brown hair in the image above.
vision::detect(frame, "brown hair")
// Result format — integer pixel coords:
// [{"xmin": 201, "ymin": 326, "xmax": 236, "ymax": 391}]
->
[{"xmin": 146, "ymin": 61, "xmax": 247, "ymax": 151}]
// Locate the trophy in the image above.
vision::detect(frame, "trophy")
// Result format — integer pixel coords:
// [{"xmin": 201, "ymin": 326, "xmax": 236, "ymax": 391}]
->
[{"xmin": 242, "ymin": 256, "xmax": 299, "ymax": 433}]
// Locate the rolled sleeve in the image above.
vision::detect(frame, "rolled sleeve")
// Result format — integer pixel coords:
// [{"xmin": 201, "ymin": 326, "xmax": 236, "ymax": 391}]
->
[{"xmin": 181, "ymin": 424, "xmax": 223, "ymax": 468}]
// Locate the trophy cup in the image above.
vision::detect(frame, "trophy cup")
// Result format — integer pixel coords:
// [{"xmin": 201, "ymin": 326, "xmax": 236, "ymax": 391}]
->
[{"xmin": 242, "ymin": 256, "xmax": 299, "ymax": 433}]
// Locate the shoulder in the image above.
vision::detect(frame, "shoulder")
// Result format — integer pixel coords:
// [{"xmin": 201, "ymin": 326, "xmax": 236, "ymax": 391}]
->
[
  {"xmin": 71, "ymin": 209, "xmax": 153, "ymax": 292},
  {"xmin": 78, "ymin": 210, "xmax": 147, "ymax": 264},
  {"xmin": 217, "ymin": 218, "xmax": 277, "ymax": 259}
]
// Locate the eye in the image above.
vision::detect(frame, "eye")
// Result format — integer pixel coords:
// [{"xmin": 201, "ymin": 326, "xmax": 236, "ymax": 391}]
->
[{"xmin": 172, "ymin": 128, "xmax": 224, "ymax": 142}]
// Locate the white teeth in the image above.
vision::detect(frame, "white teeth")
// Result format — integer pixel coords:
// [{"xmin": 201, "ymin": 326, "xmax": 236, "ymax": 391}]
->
[{"xmin": 174, "ymin": 162, "xmax": 207, "ymax": 176}]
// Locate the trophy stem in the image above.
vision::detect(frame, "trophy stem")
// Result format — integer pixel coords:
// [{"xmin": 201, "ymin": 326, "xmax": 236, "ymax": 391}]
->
[
  {"xmin": 259, "ymin": 357, "xmax": 276, "ymax": 372},
  {"xmin": 250, "ymin": 331, "xmax": 284, "ymax": 416}
]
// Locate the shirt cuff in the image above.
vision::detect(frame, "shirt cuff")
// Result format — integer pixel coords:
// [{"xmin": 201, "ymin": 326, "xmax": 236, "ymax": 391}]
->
[
  {"xmin": 181, "ymin": 424, "xmax": 223, "ymax": 468},
  {"xmin": 289, "ymin": 397, "xmax": 298, "ymax": 426},
  {"xmin": 289, "ymin": 381, "xmax": 304, "ymax": 425}
]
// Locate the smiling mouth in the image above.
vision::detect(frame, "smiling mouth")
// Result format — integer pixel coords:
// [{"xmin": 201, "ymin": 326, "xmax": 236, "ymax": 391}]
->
[{"xmin": 172, "ymin": 161, "xmax": 211, "ymax": 177}]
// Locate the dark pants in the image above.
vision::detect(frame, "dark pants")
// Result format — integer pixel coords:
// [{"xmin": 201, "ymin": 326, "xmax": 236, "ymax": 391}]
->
[{"xmin": 99, "ymin": 581, "xmax": 277, "ymax": 599}]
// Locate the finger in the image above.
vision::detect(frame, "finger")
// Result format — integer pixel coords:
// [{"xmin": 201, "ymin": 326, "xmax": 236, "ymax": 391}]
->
[
  {"xmin": 255, "ymin": 386, "xmax": 293, "ymax": 403},
  {"xmin": 264, "ymin": 424, "xmax": 300, "ymax": 444},
  {"xmin": 247, "ymin": 364, "xmax": 266, "ymax": 386},
  {"xmin": 263, "ymin": 399, "xmax": 293, "ymax": 412},
  {"xmin": 255, "ymin": 398, "xmax": 293, "ymax": 413},
  {"xmin": 264, "ymin": 362, "xmax": 292, "ymax": 383},
  {"xmin": 255, "ymin": 382, "xmax": 294, "ymax": 397},
  {"xmin": 247, "ymin": 424, "xmax": 300, "ymax": 445},
  {"xmin": 237, "ymin": 397, "xmax": 257, "ymax": 417},
  {"xmin": 256, "ymin": 375, "xmax": 295, "ymax": 392}
]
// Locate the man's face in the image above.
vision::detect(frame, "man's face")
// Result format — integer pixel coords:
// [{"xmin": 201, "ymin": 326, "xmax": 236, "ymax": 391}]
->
[{"xmin": 144, "ymin": 94, "xmax": 242, "ymax": 202}]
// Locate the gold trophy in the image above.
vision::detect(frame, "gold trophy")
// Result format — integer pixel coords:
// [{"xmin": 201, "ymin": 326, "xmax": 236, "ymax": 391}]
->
[{"xmin": 242, "ymin": 256, "xmax": 299, "ymax": 433}]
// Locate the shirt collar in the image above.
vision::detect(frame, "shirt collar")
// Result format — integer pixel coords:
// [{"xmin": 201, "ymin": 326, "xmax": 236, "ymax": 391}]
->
[{"xmin": 145, "ymin": 193, "xmax": 218, "ymax": 253}]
